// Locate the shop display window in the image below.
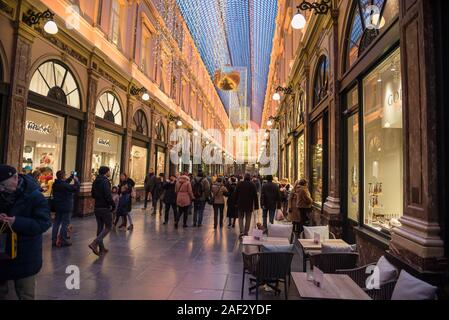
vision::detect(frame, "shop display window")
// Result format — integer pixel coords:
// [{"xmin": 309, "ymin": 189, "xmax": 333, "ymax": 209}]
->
[
  {"xmin": 130, "ymin": 145, "xmax": 148, "ymax": 187},
  {"xmin": 297, "ymin": 134, "xmax": 305, "ymax": 180},
  {"xmin": 347, "ymin": 110, "xmax": 359, "ymax": 222},
  {"xmin": 311, "ymin": 119, "xmax": 324, "ymax": 206},
  {"xmin": 92, "ymin": 128, "xmax": 122, "ymax": 186},
  {"xmin": 22, "ymin": 108, "xmax": 64, "ymax": 196},
  {"xmin": 363, "ymin": 48, "xmax": 403, "ymax": 234},
  {"xmin": 156, "ymin": 148, "xmax": 166, "ymax": 176}
]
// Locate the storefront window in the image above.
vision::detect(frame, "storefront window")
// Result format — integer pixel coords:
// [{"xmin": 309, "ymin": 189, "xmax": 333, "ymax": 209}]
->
[
  {"xmin": 297, "ymin": 134, "xmax": 305, "ymax": 180},
  {"xmin": 363, "ymin": 48, "xmax": 403, "ymax": 233},
  {"xmin": 92, "ymin": 128, "xmax": 122, "ymax": 186},
  {"xmin": 23, "ymin": 108, "xmax": 64, "ymax": 196},
  {"xmin": 64, "ymin": 135, "xmax": 78, "ymax": 174},
  {"xmin": 130, "ymin": 145, "xmax": 147, "ymax": 187},
  {"xmin": 313, "ymin": 56, "xmax": 329, "ymax": 107},
  {"xmin": 347, "ymin": 98, "xmax": 359, "ymax": 222},
  {"xmin": 96, "ymin": 92, "xmax": 123, "ymax": 126},
  {"xmin": 297, "ymin": 93, "xmax": 305, "ymax": 125},
  {"xmin": 156, "ymin": 147, "xmax": 166, "ymax": 176},
  {"xmin": 311, "ymin": 119, "xmax": 324, "ymax": 206}
]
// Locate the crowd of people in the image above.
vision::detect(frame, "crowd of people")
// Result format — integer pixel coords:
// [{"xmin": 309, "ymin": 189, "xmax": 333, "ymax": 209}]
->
[{"xmin": 0, "ymin": 161, "xmax": 313, "ymax": 300}]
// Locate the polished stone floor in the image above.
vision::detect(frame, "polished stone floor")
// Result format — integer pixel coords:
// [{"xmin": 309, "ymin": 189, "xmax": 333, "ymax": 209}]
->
[{"xmin": 8, "ymin": 204, "xmax": 303, "ymax": 300}]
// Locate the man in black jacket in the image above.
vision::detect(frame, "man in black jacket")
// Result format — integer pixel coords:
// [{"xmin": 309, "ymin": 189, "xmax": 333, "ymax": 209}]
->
[
  {"xmin": 0, "ymin": 165, "xmax": 51, "ymax": 300},
  {"xmin": 51, "ymin": 170, "xmax": 80, "ymax": 247},
  {"xmin": 89, "ymin": 166, "xmax": 115, "ymax": 256},
  {"xmin": 235, "ymin": 173, "xmax": 259, "ymax": 237},
  {"xmin": 162, "ymin": 175, "xmax": 177, "ymax": 225},
  {"xmin": 261, "ymin": 175, "xmax": 281, "ymax": 229}
]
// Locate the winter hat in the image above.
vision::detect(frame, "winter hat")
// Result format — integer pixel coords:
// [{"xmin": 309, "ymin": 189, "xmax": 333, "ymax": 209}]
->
[{"xmin": 0, "ymin": 165, "xmax": 17, "ymax": 183}]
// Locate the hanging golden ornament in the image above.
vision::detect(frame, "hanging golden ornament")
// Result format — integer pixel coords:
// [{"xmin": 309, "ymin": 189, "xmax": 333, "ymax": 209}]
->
[{"xmin": 214, "ymin": 68, "xmax": 241, "ymax": 91}]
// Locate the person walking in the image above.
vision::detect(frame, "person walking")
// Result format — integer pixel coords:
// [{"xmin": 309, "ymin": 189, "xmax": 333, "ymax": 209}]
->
[
  {"xmin": 51, "ymin": 170, "xmax": 80, "ymax": 247},
  {"xmin": 175, "ymin": 174, "xmax": 194, "ymax": 229},
  {"xmin": 0, "ymin": 165, "xmax": 52, "ymax": 300},
  {"xmin": 191, "ymin": 171, "xmax": 210, "ymax": 227},
  {"xmin": 224, "ymin": 177, "xmax": 238, "ymax": 228},
  {"xmin": 143, "ymin": 171, "xmax": 155, "ymax": 210},
  {"xmin": 235, "ymin": 173, "xmax": 259, "ymax": 238},
  {"xmin": 296, "ymin": 179, "xmax": 313, "ymax": 233},
  {"xmin": 116, "ymin": 173, "xmax": 135, "ymax": 231},
  {"xmin": 261, "ymin": 175, "xmax": 281, "ymax": 229},
  {"xmin": 89, "ymin": 166, "xmax": 115, "ymax": 256},
  {"xmin": 162, "ymin": 175, "xmax": 177, "ymax": 225},
  {"xmin": 211, "ymin": 177, "xmax": 228, "ymax": 230},
  {"xmin": 279, "ymin": 179, "xmax": 291, "ymax": 219}
]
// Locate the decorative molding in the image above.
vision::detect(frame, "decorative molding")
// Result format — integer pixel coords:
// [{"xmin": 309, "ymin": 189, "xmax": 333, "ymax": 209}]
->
[{"xmin": 0, "ymin": 0, "xmax": 14, "ymax": 18}]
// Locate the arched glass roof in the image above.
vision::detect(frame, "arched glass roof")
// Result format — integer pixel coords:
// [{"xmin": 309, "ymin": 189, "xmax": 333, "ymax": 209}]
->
[{"xmin": 176, "ymin": 0, "xmax": 278, "ymax": 125}]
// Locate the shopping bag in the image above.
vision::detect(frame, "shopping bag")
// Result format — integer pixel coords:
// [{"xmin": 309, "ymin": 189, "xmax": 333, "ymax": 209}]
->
[
  {"xmin": 0, "ymin": 222, "xmax": 17, "ymax": 260},
  {"xmin": 275, "ymin": 209, "xmax": 285, "ymax": 221}
]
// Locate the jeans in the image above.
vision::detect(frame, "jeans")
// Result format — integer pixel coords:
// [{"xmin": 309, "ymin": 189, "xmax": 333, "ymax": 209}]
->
[
  {"xmin": 51, "ymin": 210, "xmax": 71, "ymax": 243},
  {"xmin": 262, "ymin": 208, "xmax": 276, "ymax": 228},
  {"xmin": 144, "ymin": 190, "xmax": 151, "ymax": 208},
  {"xmin": 238, "ymin": 210, "xmax": 252, "ymax": 235},
  {"xmin": 176, "ymin": 206, "xmax": 189, "ymax": 226},
  {"xmin": 0, "ymin": 276, "xmax": 36, "ymax": 300},
  {"xmin": 151, "ymin": 192, "xmax": 159, "ymax": 212},
  {"xmin": 193, "ymin": 201, "xmax": 206, "ymax": 226},
  {"xmin": 164, "ymin": 203, "xmax": 178, "ymax": 223},
  {"xmin": 94, "ymin": 208, "xmax": 112, "ymax": 249},
  {"xmin": 213, "ymin": 204, "xmax": 225, "ymax": 228}
]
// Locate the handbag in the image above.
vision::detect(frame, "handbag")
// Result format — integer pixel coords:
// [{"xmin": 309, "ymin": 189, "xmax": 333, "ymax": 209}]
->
[
  {"xmin": 275, "ymin": 209, "xmax": 285, "ymax": 221},
  {"xmin": 0, "ymin": 222, "xmax": 17, "ymax": 260}
]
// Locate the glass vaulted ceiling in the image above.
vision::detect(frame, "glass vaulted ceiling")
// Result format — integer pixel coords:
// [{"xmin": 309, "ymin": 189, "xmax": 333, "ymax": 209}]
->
[{"xmin": 176, "ymin": 0, "xmax": 278, "ymax": 125}]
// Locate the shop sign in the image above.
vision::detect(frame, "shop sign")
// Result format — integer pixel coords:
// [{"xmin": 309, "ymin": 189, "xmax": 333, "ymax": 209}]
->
[
  {"xmin": 25, "ymin": 121, "xmax": 51, "ymax": 134},
  {"xmin": 97, "ymin": 138, "xmax": 111, "ymax": 147}
]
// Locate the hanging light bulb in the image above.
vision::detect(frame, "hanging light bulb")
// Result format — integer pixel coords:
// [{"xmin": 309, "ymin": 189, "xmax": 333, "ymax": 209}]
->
[
  {"xmin": 44, "ymin": 19, "xmax": 58, "ymax": 35},
  {"xmin": 272, "ymin": 92, "xmax": 281, "ymax": 101},
  {"xmin": 267, "ymin": 120, "xmax": 273, "ymax": 127},
  {"xmin": 176, "ymin": 120, "xmax": 183, "ymax": 127},
  {"xmin": 291, "ymin": 11, "xmax": 306, "ymax": 30},
  {"xmin": 142, "ymin": 92, "xmax": 150, "ymax": 101},
  {"xmin": 193, "ymin": 131, "xmax": 199, "ymax": 137}
]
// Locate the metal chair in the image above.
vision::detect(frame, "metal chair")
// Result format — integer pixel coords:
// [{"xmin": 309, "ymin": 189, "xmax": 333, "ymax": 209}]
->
[
  {"xmin": 309, "ymin": 252, "xmax": 359, "ymax": 274},
  {"xmin": 242, "ymin": 252, "xmax": 294, "ymax": 300}
]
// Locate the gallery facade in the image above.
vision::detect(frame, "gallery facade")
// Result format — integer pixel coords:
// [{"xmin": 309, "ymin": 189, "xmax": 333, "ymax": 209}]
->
[
  {"xmin": 0, "ymin": 0, "xmax": 233, "ymax": 215},
  {"xmin": 262, "ymin": 0, "xmax": 448, "ymax": 288}
]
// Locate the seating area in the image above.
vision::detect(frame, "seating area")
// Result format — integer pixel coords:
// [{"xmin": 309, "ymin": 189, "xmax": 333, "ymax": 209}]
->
[{"xmin": 241, "ymin": 221, "xmax": 441, "ymax": 300}]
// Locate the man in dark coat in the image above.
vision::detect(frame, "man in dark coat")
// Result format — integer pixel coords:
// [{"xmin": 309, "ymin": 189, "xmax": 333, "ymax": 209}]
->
[
  {"xmin": 162, "ymin": 174, "xmax": 177, "ymax": 225},
  {"xmin": 143, "ymin": 171, "xmax": 155, "ymax": 210},
  {"xmin": 0, "ymin": 165, "xmax": 51, "ymax": 300},
  {"xmin": 235, "ymin": 173, "xmax": 259, "ymax": 237},
  {"xmin": 89, "ymin": 166, "xmax": 115, "ymax": 256},
  {"xmin": 51, "ymin": 170, "xmax": 80, "ymax": 247},
  {"xmin": 261, "ymin": 175, "xmax": 281, "ymax": 229}
]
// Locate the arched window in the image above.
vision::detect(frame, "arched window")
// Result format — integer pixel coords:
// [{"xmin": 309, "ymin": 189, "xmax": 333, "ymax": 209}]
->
[
  {"xmin": 95, "ymin": 92, "xmax": 122, "ymax": 125},
  {"xmin": 297, "ymin": 92, "xmax": 305, "ymax": 125},
  {"xmin": 346, "ymin": 0, "xmax": 399, "ymax": 70},
  {"xmin": 29, "ymin": 60, "xmax": 81, "ymax": 109},
  {"xmin": 313, "ymin": 56, "xmax": 329, "ymax": 107},
  {"xmin": 155, "ymin": 121, "xmax": 165, "ymax": 142},
  {"xmin": 132, "ymin": 109, "xmax": 148, "ymax": 135}
]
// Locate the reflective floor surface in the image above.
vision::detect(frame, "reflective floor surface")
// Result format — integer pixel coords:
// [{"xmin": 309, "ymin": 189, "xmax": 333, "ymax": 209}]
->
[{"xmin": 6, "ymin": 204, "xmax": 303, "ymax": 300}]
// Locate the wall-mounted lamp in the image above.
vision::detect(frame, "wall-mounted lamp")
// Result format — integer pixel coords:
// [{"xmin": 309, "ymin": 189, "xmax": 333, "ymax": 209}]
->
[
  {"xmin": 267, "ymin": 116, "xmax": 281, "ymax": 127},
  {"xmin": 168, "ymin": 113, "xmax": 183, "ymax": 127},
  {"xmin": 23, "ymin": 9, "xmax": 58, "ymax": 34},
  {"xmin": 291, "ymin": 0, "xmax": 332, "ymax": 30},
  {"xmin": 273, "ymin": 85, "xmax": 293, "ymax": 101},
  {"xmin": 130, "ymin": 86, "xmax": 150, "ymax": 101}
]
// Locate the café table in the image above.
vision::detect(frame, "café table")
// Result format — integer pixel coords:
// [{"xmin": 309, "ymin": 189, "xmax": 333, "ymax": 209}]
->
[
  {"xmin": 242, "ymin": 236, "xmax": 291, "ymax": 250},
  {"xmin": 291, "ymin": 272, "xmax": 371, "ymax": 300},
  {"xmin": 298, "ymin": 239, "xmax": 351, "ymax": 271}
]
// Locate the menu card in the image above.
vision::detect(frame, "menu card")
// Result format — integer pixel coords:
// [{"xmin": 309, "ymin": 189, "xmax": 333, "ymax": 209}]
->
[
  {"xmin": 253, "ymin": 228, "xmax": 264, "ymax": 241},
  {"xmin": 313, "ymin": 267, "xmax": 324, "ymax": 288}
]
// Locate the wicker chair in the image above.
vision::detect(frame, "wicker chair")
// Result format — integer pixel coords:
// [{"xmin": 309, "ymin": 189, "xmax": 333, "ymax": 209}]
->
[
  {"xmin": 309, "ymin": 252, "xmax": 359, "ymax": 274},
  {"xmin": 242, "ymin": 252, "xmax": 294, "ymax": 300},
  {"xmin": 336, "ymin": 264, "xmax": 398, "ymax": 300}
]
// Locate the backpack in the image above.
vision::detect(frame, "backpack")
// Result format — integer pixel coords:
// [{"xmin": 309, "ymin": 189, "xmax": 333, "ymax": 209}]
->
[{"xmin": 193, "ymin": 178, "xmax": 204, "ymax": 199}]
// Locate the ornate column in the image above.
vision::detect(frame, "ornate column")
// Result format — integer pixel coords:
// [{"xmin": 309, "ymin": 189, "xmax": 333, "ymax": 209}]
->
[
  {"xmin": 389, "ymin": 0, "xmax": 447, "ymax": 273},
  {"xmin": 323, "ymin": 8, "xmax": 342, "ymax": 237},
  {"xmin": 4, "ymin": 22, "xmax": 34, "ymax": 167},
  {"xmin": 77, "ymin": 67, "xmax": 99, "ymax": 216},
  {"xmin": 122, "ymin": 93, "xmax": 135, "ymax": 174}
]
